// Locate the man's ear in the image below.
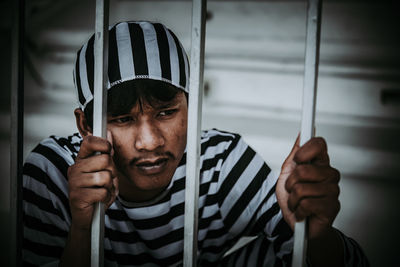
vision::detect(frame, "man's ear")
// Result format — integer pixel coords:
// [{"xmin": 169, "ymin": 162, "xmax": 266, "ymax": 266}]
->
[{"xmin": 74, "ymin": 108, "xmax": 92, "ymax": 137}]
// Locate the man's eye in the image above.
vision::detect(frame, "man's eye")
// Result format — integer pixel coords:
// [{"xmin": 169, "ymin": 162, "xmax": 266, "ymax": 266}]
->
[
  {"xmin": 158, "ymin": 109, "xmax": 177, "ymax": 117},
  {"xmin": 110, "ymin": 116, "xmax": 133, "ymax": 123}
]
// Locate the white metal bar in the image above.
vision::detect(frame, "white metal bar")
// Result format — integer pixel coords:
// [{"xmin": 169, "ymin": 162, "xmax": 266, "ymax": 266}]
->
[
  {"xmin": 10, "ymin": 0, "xmax": 24, "ymax": 266},
  {"xmin": 183, "ymin": 0, "xmax": 207, "ymax": 266},
  {"xmin": 91, "ymin": 0, "xmax": 109, "ymax": 266},
  {"xmin": 292, "ymin": 0, "xmax": 322, "ymax": 267}
]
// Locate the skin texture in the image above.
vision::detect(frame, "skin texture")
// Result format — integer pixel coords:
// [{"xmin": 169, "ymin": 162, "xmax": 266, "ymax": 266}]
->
[
  {"xmin": 60, "ymin": 91, "xmax": 187, "ymax": 267},
  {"xmin": 276, "ymin": 136, "xmax": 344, "ymax": 266},
  {"xmin": 61, "ymin": 89, "xmax": 343, "ymax": 267},
  {"xmin": 107, "ymin": 92, "xmax": 188, "ymax": 202}
]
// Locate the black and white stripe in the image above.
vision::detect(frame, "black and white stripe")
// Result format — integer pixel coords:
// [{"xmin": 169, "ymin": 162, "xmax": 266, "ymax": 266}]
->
[
  {"xmin": 22, "ymin": 130, "xmax": 368, "ymax": 266},
  {"xmin": 73, "ymin": 21, "xmax": 190, "ymax": 110}
]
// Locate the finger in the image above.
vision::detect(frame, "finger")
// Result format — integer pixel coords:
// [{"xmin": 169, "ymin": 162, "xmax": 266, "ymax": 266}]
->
[
  {"xmin": 294, "ymin": 137, "xmax": 330, "ymax": 166},
  {"xmin": 74, "ymin": 154, "xmax": 117, "ymax": 177},
  {"xmin": 285, "ymin": 165, "xmax": 340, "ymax": 192},
  {"xmin": 73, "ymin": 171, "xmax": 114, "ymax": 189},
  {"xmin": 70, "ymin": 187, "xmax": 111, "ymax": 206},
  {"xmin": 88, "ymin": 187, "xmax": 112, "ymax": 205},
  {"xmin": 287, "ymin": 183, "xmax": 340, "ymax": 212},
  {"xmin": 281, "ymin": 134, "xmax": 300, "ymax": 174},
  {"xmin": 294, "ymin": 197, "xmax": 341, "ymax": 222},
  {"xmin": 77, "ymin": 135, "xmax": 112, "ymax": 160}
]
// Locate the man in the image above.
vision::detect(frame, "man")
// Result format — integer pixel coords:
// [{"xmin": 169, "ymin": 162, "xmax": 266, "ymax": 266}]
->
[{"xmin": 22, "ymin": 21, "xmax": 368, "ymax": 266}]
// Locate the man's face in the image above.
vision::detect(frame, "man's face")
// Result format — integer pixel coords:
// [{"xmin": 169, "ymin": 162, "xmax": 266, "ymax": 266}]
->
[{"xmin": 107, "ymin": 91, "xmax": 188, "ymax": 202}]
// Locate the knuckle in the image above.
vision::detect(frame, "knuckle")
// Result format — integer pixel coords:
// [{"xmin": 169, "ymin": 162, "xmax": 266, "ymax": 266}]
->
[
  {"xmin": 314, "ymin": 137, "xmax": 327, "ymax": 148},
  {"xmin": 287, "ymin": 197, "xmax": 296, "ymax": 212},
  {"xmin": 95, "ymin": 171, "xmax": 112, "ymax": 185},
  {"xmin": 103, "ymin": 172, "xmax": 113, "ymax": 186},
  {"xmin": 295, "ymin": 207, "xmax": 305, "ymax": 221},
  {"xmin": 301, "ymin": 198, "xmax": 312, "ymax": 210},
  {"xmin": 324, "ymin": 168, "xmax": 340, "ymax": 185},
  {"xmin": 105, "ymin": 192, "xmax": 112, "ymax": 202},
  {"xmin": 86, "ymin": 135, "xmax": 96, "ymax": 143},
  {"xmin": 104, "ymin": 152, "xmax": 114, "ymax": 164},
  {"xmin": 331, "ymin": 167, "xmax": 340, "ymax": 182},
  {"xmin": 98, "ymin": 154, "xmax": 110, "ymax": 166},
  {"xmin": 107, "ymin": 154, "xmax": 114, "ymax": 166},
  {"xmin": 285, "ymin": 175, "xmax": 295, "ymax": 192},
  {"xmin": 292, "ymin": 183, "xmax": 303, "ymax": 198},
  {"xmin": 107, "ymin": 173, "xmax": 114, "ymax": 186},
  {"xmin": 95, "ymin": 154, "xmax": 112, "ymax": 171},
  {"xmin": 296, "ymin": 164, "xmax": 309, "ymax": 178},
  {"xmin": 332, "ymin": 184, "xmax": 340, "ymax": 197},
  {"xmin": 83, "ymin": 135, "xmax": 95, "ymax": 146},
  {"xmin": 92, "ymin": 172, "xmax": 102, "ymax": 184},
  {"xmin": 83, "ymin": 136, "xmax": 110, "ymax": 152},
  {"xmin": 105, "ymin": 141, "xmax": 112, "ymax": 152},
  {"xmin": 98, "ymin": 188, "xmax": 108, "ymax": 199}
]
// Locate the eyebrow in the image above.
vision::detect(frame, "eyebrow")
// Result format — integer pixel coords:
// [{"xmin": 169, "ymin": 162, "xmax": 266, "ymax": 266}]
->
[
  {"xmin": 107, "ymin": 99, "xmax": 180, "ymax": 117},
  {"xmin": 156, "ymin": 101, "xmax": 179, "ymax": 109},
  {"xmin": 151, "ymin": 94, "xmax": 182, "ymax": 109}
]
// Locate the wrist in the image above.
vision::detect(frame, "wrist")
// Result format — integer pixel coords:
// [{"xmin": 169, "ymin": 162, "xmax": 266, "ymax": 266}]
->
[
  {"xmin": 70, "ymin": 222, "xmax": 92, "ymax": 236},
  {"xmin": 59, "ymin": 224, "xmax": 91, "ymax": 267},
  {"xmin": 307, "ymin": 227, "xmax": 344, "ymax": 267}
]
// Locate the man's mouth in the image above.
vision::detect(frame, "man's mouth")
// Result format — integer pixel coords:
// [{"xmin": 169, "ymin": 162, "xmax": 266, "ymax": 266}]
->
[{"xmin": 134, "ymin": 157, "xmax": 169, "ymax": 174}]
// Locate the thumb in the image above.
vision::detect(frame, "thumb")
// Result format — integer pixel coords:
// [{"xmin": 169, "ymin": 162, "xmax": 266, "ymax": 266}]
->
[{"xmin": 281, "ymin": 134, "xmax": 300, "ymax": 174}]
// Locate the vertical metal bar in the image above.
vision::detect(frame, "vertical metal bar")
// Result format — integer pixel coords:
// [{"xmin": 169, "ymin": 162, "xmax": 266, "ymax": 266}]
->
[
  {"xmin": 10, "ymin": 0, "xmax": 25, "ymax": 266},
  {"xmin": 292, "ymin": 0, "xmax": 322, "ymax": 267},
  {"xmin": 91, "ymin": 0, "xmax": 109, "ymax": 266},
  {"xmin": 184, "ymin": 0, "xmax": 207, "ymax": 266}
]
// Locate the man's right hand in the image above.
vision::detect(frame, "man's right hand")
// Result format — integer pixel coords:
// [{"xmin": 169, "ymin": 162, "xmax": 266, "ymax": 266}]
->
[
  {"xmin": 60, "ymin": 132, "xmax": 118, "ymax": 267},
  {"xmin": 67, "ymin": 132, "xmax": 119, "ymax": 231}
]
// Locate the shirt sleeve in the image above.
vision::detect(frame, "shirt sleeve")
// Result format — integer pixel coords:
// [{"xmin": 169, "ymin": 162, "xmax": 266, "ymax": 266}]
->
[
  {"xmin": 214, "ymin": 134, "xmax": 293, "ymax": 266},
  {"xmin": 22, "ymin": 137, "xmax": 74, "ymax": 266},
  {"xmin": 212, "ymin": 134, "xmax": 369, "ymax": 267},
  {"xmin": 336, "ymin": 229, "xmax": 370, "ymax": 267}
]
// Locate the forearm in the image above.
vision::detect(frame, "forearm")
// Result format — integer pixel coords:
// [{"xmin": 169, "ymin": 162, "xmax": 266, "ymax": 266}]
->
[
  {"xmin": 307, "ymin": 227, "xmax": 344, "ymax": 267},
  {"xmin": 59, "ymin": 224, "xmax": 91, "ymax": 267}
]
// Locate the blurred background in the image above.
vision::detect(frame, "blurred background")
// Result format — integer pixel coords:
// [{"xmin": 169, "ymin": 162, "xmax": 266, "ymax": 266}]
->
[{"xmin": 1, "ymin": 0, "xmax": 400, "ymax": 266}]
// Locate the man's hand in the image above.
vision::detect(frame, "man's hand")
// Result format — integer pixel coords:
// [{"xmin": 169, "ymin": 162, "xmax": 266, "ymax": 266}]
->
[
  {"xmin": 67, "ymin": 132, "xmax": 119, "ymax": 231},
  {"xmin": 276, "ymin": 136, "xmax": 340, "ymax": 240},
  {"xmin": 60, "ymin": 132, "xmax": 119, "ymax": 267}
]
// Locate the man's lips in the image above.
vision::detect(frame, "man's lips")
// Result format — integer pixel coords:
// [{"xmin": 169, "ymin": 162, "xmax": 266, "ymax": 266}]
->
[
  {"xmin": 133, "ymin": 157, "xmax": 169, "ymax": 174},
  {"xmin": 136, "ymin": 157, "xmax": 168, "ymax": 166},
  {"xmin": 130, "ymin": 152, "xmax": 175, "ymax": 166}
]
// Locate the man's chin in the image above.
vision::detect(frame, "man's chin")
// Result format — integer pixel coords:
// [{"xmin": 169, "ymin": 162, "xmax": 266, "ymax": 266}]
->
[
  {"xmin": 124, "ymin": 169, "xmax": 173, "ymax": 191},
  {"xmin": 122, "ymin": 176, "xmax": 171, "ymax": 202}
]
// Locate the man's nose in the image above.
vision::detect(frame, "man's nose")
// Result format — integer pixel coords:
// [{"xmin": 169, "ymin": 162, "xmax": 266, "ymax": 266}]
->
[{"xmin": 134, "ymin": 121, "xmax": 165, "ymax": 151}]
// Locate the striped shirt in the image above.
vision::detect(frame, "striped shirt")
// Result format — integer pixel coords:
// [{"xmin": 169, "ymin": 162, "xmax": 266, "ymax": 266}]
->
[{"xmin": 22, "ymin": 129, "xmax": 368, "ymax": 266}]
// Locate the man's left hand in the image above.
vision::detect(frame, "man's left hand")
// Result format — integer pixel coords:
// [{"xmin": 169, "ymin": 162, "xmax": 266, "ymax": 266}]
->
[{"xmin": 276, "ymin": 136, "xmax": 341, "ymax": 240}]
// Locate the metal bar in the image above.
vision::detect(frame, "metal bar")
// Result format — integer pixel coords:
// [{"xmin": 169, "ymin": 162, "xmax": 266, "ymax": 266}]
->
[
  {"xmin": 91, "ymin": 0, "xmax": 109, "ymax": 266},
  {"xmin": 10, "ymin": 0, "xmax": 25, "ymax": 266},
  {"xmin": 183, "ymin": 0, "xmax": 207, "ymax": 266},
  {"xmin": 292, "ymin": 0, "xmax": 322, "ymax": 267}
]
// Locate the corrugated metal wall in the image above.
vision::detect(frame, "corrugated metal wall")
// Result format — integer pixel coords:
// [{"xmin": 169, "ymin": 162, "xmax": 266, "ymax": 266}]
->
[{"xmin": 1, "ymin": 1, "xmax": 399, "ymax": 266}]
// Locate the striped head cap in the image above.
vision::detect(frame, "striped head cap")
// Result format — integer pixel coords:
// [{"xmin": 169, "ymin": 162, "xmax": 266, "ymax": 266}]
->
[{"xmin": 73, "ymin": 21, "xmax": 190, "ymax": 110}]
